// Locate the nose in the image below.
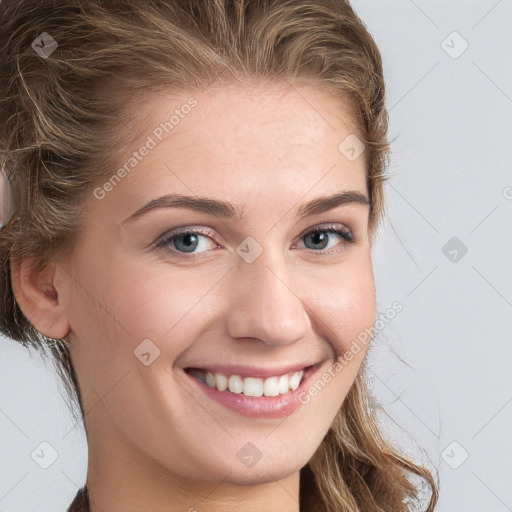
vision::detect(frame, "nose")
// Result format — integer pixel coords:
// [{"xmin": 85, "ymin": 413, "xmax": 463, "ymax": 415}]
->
[{"xmin": 225, "ymin": 245, "xmax": 311, "ymax": 347}]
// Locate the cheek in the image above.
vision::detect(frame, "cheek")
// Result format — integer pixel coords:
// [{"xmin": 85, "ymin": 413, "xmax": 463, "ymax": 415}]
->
[
  {"xmin": 66, "ymin": 260, "xmax": 224, "ymax": 409},
  {"xmin": 341, "ymin": 267, "xmax": 376, "ymax": 353},
  {"xmin": 74, "ymin": 256, "xmax": 224, "ymax": 366},
  {"xmin": 297, "ymin": 256, "xmax": 375, "ymax": 414},
  {"xmin": 308, "ymin": 254, "xmax": 376, "ymax": 358}
]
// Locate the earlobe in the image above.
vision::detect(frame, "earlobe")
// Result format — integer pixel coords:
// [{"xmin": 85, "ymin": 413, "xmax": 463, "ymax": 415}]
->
[{"xmin": 10, "ymin": 256, "xmax": 71, "ymax": 340}]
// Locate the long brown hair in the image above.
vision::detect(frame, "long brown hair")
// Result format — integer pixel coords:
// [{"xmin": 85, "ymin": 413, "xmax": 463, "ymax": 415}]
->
[{"xmin": 0, "ymin": 1, "xmax": 439, "ymax": 510}]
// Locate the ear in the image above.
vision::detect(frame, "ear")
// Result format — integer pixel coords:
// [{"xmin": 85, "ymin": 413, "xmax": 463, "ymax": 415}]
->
[{"xmin": 10, "ymin": 256, "xmax": 71, "ymax": 340}]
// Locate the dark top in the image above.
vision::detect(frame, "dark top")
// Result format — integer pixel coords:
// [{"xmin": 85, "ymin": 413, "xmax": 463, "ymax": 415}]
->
[
  {"xmin": 67, "ymin": 484, "xmax": 312, "ymax": 510},
  {"xmin": 67, "ymin": 486, "xmax": 89, "ymax": 512}
]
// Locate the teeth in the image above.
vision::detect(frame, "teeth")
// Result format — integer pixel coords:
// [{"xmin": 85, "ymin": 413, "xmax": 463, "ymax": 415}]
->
[
  {"xmin": 243, "ymin": 377, "xmax": 263, "ymax": 397},
  {"xmin": 278, "ymin": 374, "xmax": 289, "ymax": 394},
  {"xmin": 214, "ymin": 372, "xmax": 228, "ymax": 391},
  {"xmin": 191, "ymin": 369, "xmax": 305, "ymax": 397},
  {"xmin": 228, "ymin": 375, "xmax": 243, "ymax": 394},
  {"xmin": 263, "ymin": 376, "xmax": 279, "ymax": 397},
  {"xmin": 289, "ymin": 372, "xmax": 302, "ymax": 390},
  {"xmin": 205, "ymin": 372, "xmax": 216, "ymax": 388}
]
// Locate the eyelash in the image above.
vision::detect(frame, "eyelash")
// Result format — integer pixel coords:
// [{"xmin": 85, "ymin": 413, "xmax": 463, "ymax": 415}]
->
[{"xmin": 154, "ymin": 223, "xmax": 356, "ymax": 259}]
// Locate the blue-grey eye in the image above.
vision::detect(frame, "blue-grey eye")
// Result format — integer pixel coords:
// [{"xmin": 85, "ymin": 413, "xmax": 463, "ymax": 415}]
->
[
  {"xmin": 156, "ymin": 228, "xmax": 213, "ymax": 256},
  {"xmin": 172, "ymin": 232, "xmax": 200, "ymax": 253},
  {"xmin": 301, "ymin": 226, "xmax": 354, "ymax": 252},
  {"xmin": 159, "ymin": 230, "xmax": 213, "ymax": 254}
]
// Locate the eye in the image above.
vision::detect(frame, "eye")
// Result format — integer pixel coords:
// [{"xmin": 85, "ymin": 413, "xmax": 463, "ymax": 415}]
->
[
  {"xmin": 155, "ymin": 227, "xmax": 217, "ymax": 258},
  {"xmin": 296, "ymin": 223, "xmax": 355, "ymax": 254},
  {"xmin": 154, "ymin": 223, "xmax": 356, "ymax": 259}
]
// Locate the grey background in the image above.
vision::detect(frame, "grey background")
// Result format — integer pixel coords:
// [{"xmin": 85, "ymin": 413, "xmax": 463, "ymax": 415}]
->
[{"xmin": 1, "ymin": 0, "xmax": 511, "ymax": 510}]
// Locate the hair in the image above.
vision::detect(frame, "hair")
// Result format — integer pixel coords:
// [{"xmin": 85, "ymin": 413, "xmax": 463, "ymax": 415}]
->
[{"xmin": 0, "ymin": 1, "xmax": 439, "ymax": 510}]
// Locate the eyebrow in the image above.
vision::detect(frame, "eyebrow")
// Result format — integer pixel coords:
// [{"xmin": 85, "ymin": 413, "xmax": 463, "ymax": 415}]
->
[{"xmin": 121, "ymin": 190, "xmax": 370, "ymax": 225}]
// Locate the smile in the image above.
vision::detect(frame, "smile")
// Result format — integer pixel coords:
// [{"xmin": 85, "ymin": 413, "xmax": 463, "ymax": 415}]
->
[
  {"xmin": 183, "ymin": 363, "xmax": 322, "ymax": 419},
  {"xmin": 186, "ymin": 368, "xmax": 306, "ymax": 397}
]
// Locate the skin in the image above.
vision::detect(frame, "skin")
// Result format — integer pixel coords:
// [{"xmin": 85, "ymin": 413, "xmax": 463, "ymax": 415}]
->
[{"xmin": 12, "ymin": 81, "xmax": 376, "ymax": 512}]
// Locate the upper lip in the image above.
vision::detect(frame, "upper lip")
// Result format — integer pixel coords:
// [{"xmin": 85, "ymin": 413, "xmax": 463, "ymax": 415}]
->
[{"xmin": 184, "ymin": 362, "xmax": 320, "ymax": 379}]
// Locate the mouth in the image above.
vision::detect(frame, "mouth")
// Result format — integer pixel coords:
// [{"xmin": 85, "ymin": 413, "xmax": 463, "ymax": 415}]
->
[
  {"xmin": 184, "ymin": 364, "xmax": 315, "ymax": 398},
  {"xmin": 182, "ymin": 361, "xmax": 325, "ymax": 419}
]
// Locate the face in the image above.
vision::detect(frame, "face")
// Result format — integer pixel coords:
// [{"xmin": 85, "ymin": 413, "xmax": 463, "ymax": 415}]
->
[{"xmin": 58, "ymin": 82, "xmax": 376, "ymax": 493}]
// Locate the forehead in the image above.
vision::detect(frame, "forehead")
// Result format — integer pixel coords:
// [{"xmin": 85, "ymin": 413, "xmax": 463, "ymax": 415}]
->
[
  {"xmin": 136, "ymin": 79, "xmax": 361, "ymax": 143},
  {"xmin": 91, "ymin": 81, "xmax": 368, "ymax": 222}
]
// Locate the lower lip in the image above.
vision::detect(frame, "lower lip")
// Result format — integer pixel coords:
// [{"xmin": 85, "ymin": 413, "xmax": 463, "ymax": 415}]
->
[{"xmin": 184, "ymin": 364, "xmax": 322, "ymax": 419}]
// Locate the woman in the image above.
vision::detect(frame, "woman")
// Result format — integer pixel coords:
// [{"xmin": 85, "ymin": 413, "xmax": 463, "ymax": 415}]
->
[{"xmin": 0, "ymin": 1, "xmax": 439, "ymax": 510}]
